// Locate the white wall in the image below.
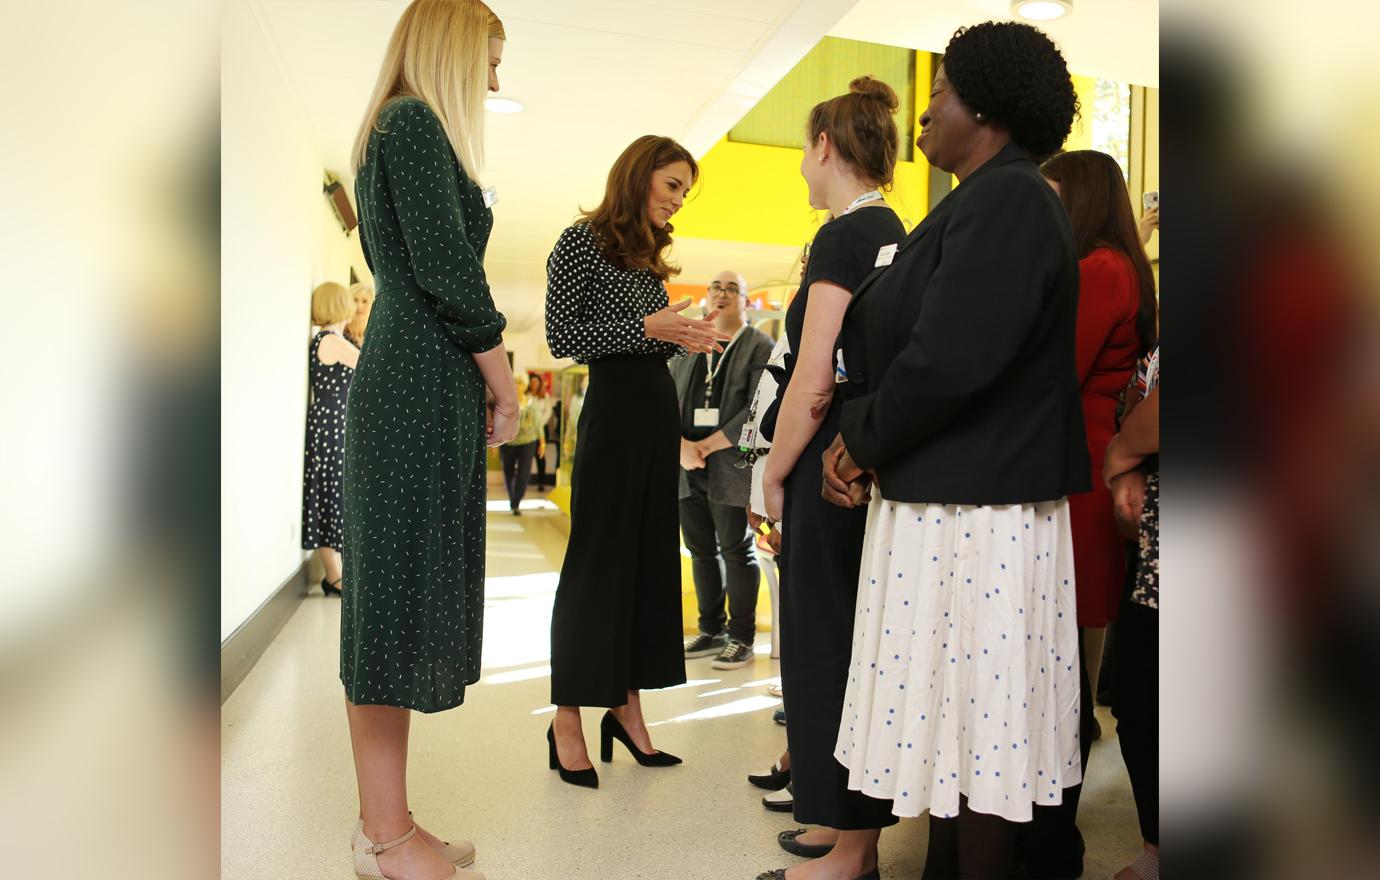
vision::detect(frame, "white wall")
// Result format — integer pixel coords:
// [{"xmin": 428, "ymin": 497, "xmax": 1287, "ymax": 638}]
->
[{"xmin": 221, "ymin": 0, "xmax": 367, "ymax": 640}]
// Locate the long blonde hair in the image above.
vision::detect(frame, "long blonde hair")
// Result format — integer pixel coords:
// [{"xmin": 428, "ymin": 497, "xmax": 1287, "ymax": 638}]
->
[{"xmin": 352, "ymin": 0, "xmax": 506, "ymax": 181}]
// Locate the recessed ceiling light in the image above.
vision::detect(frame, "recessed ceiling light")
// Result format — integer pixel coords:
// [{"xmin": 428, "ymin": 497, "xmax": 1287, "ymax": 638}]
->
[
  {"xmin": 485, "ymin": 96, "xmax": 524, "ymax": 114},
  {"xmin": 1012, "ymin": 0, "xmax": 1072, "ymax": 21}
]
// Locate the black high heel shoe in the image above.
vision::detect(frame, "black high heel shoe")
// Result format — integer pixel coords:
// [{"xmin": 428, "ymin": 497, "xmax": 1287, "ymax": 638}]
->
[
  {"xmin": 547, "ymin": 723, "xmax": 598, "ymax": 788},
  {"xmin": 600, "ymin": 711, "xmax": 682, "ymax": 766},
  {"xmin": 321, "ymin": 577, "xmax": 342, "ymax": 597}
]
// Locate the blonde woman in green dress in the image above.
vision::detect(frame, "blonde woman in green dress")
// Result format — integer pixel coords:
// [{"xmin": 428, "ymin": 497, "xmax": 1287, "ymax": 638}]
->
[{"xmin": 342, "ymin": 2, "xmax": 516, "ymax": 878}]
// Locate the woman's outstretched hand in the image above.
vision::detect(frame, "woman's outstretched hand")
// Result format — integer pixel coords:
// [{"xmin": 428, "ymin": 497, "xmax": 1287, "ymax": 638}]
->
[{"xmin": 644, "ymin": 299, "xmax": 733, "ymax": 354}]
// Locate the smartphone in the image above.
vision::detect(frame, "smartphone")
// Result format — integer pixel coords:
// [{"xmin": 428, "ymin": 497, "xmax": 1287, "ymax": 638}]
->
[{"xmin": 1143, "ymin": 190, "xmax": 1160, "ymax": 212}]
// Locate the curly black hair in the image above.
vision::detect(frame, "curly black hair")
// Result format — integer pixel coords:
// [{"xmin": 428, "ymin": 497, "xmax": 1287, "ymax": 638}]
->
[{"xmin": 942, "ymin": 21, "xmax": 1079, "ymax": 160}]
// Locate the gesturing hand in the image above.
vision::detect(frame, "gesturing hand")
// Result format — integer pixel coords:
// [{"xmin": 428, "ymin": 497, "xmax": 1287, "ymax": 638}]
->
[{"xmin": 645, "ymin": 299, "xmax": 734, "ymax": 354}]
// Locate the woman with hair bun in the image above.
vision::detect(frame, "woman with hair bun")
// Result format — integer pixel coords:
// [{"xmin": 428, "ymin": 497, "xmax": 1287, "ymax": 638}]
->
[{"xmin": 755, "ymin": 75, "xmax": 906, "ymax": 880}]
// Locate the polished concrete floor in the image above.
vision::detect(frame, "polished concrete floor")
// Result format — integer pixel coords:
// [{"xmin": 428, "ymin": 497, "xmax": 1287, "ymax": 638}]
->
[{"xmin": 222, "ymin": 492, "xmax": 1141, "ymax": 879}]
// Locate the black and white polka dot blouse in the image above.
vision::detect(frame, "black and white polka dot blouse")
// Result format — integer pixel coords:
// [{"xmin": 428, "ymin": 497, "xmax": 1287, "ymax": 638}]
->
[{"xmin": 544, "ymin": 223, "xmax": 684, "ymax": 363}]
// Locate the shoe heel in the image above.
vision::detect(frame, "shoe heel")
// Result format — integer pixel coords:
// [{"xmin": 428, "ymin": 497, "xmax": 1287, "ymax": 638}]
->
[
  {"xmin": 600, "ymin": 726, "xmax": 613, "ymax": 763},
  {"xmin": 547, "ymin": 725, "xmax": 559, "ymax": 770}
]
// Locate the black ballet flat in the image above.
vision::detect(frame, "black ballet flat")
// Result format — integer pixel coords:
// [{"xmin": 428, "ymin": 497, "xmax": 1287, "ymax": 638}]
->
[
  {"xmin": 600, "ymin": 711, "xmax": 682, "ymax": 766},
  {"xmin": 547, "ymin": 724, "xmax": 598, "ymax": 788},
  {"xmin": 748, "ymin": 760, "xmax": 791, "ymax": 790},
  {"xmin": 321, "ymin": 577, "xmax": 342, "ymax": 597},
  {"xmin": 777, "ymin": 828, "xmax": 835, "ymax": 859}
]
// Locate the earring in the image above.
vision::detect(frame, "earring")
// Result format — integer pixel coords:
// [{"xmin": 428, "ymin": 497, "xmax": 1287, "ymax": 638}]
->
[{"xmin": 975, "ymin": 112, "xmax": 986, "ymax": 122}]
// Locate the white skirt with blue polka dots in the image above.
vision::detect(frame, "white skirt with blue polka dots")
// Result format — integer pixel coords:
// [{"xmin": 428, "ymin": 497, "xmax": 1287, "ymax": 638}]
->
[{"xmin": 833, "ymin": 497, "xmax": 1082, "ymax": 823}]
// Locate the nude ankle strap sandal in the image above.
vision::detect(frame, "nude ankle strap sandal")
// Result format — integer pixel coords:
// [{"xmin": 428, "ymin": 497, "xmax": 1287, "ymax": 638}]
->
[
  {"xmin": 353, "ymin": 817, "xmax": 476, "ymax": 867},
  {"xmin": 353, "ymin": 824, "xmax": 485, "ymax": 880},
  {"xmin": 353, "ymin": 825, "xmax": 416, "ymax": 880}
]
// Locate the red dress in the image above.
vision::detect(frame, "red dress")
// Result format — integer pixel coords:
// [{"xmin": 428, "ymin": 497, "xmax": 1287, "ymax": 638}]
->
[{"xmin": 1069, "ymin": 247, "xmax": 1142, "ymax": 627}]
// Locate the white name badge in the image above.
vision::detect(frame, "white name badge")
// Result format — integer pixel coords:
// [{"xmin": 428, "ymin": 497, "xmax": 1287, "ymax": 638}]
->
[
  {"xmin": 482, "ymin": 187, "xmax": 498, "ymax": 208},
  {"xmin": 834, "ymin": 349, "xmax": 849, "ymax": 384},
  {"xmin": 693, "ymin": 407, "xmax": 720, "ymax": 427},
  {"xmin": 875, "ymin": 243, "xmax": 898, "ymax": 267}
]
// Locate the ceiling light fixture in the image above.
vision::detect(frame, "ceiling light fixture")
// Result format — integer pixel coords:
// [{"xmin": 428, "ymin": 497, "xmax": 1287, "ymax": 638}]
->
[
  {"xmin": 1011, "ymin": 0, "xmax": 1072, "ymax": 21},
  {"xmin": 485, "ymin": 96, "xmax": 524, "ymax": 114}
]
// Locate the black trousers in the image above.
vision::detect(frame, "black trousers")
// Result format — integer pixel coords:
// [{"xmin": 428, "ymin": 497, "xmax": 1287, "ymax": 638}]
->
[
  {"xmin": 500, "ymin": 440, "xmax": 537, "ymax": 510},
  {"xmin": 549, "ymin": 355, "xmax": 686, "ymax": 707},
  {"xmin": 534, "ymin": 441, "xmax": 549, "ymax": 487},
  {"xmin": 779, "ymin": 402, "xmax": 898, "ymax": 831},
  {"xmin": 1113, "ymin": 594, "xmax": 1159, "ymax": 845},
  {"xmin": 679, "ymin": 469, "xmax": 758, "ymax": 645}
]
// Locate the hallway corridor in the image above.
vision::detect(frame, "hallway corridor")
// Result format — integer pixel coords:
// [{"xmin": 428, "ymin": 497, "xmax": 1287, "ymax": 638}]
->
[{"xmin": 221, "ymin": 494, "xmax": 1138, "ymax": 879}]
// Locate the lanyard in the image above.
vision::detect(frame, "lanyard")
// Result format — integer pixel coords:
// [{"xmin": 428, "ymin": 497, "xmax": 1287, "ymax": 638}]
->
[
  {"xmin": 703, "ymin": 324, "xmax": 747, "ymax": 405},
  {"xmin": 843, "ymin": 189, "xmax": 884, "ymax": 215}
]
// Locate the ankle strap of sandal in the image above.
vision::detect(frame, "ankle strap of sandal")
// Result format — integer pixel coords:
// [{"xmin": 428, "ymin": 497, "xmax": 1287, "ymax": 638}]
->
[{"xmin": 365, "ymin": 825, "xmax": 416, "ymax": 856}]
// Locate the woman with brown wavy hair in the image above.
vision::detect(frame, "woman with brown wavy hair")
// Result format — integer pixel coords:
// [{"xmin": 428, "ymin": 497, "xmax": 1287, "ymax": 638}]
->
[{"xmin": 543, "ymin": 135, "xmax": 729, "ymax": 788}]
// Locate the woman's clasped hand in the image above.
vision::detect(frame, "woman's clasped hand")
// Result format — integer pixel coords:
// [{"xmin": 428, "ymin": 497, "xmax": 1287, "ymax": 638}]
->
[{"xmin": 819, "ymin": 433, "xmax": 873, "ymax": 508}]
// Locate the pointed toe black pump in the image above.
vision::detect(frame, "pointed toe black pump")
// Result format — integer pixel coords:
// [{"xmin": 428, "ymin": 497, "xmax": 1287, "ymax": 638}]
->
[
  {"xmin": 547, "ymin": 723, "xmax": 599, "ymax": 788},
  {"xmin": 600, "ymin": 710, "xmax": 682, "ymax": 766}
]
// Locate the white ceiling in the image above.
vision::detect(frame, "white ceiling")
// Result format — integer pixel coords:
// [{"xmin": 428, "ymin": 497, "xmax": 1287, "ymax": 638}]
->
[
  {"xmin": 252, "ymin": 0, "xmax": 859, "ymax": 333},
  {"xmin": 250, "ymin": 0, "xmax": 1156, "ymax": 335},
  {"xmin": 830, "ymin": 0, "xmax": 1158, "ymax": 87}
]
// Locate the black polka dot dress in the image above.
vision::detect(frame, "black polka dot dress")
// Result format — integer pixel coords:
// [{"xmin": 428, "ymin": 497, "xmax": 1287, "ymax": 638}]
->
[
  {"xmin": 544, "ymin": 223, "xmax": 688, "ymax": 707},
  {"xmin": 301, "ymin": 329, "xmax": 353, "ymax": 551},
  {"xmin": 341, "ymin": 97, "xmax": 507, "ymax": 713}
]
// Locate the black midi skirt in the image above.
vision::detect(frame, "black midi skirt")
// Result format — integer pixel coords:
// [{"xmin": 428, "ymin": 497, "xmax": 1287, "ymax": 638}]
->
[{"xmin": 550, "ymin": 354, "xmax": 687, "ymax": 707}]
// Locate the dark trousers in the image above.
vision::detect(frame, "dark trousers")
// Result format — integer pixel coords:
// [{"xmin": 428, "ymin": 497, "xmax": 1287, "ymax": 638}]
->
[
  {"xmin": 500, "ymin": 440, "xmax": 537, "ymax": 510},
  {"xmin": 1113, "ymin": 595, "xmax": 1159, "ymax": 845},
  {"xmin": 679, "ymin": 470, "xmax": 758, "ymax": 645},
  {"xmin": 534, "ymin": 442, "xmax": 549, "ymax": 488}
]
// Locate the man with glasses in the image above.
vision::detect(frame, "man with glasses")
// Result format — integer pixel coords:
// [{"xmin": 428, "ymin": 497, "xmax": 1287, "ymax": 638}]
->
[{"xmin": 671, "ymin": 270, "xmax": 775, "ymax": 669}]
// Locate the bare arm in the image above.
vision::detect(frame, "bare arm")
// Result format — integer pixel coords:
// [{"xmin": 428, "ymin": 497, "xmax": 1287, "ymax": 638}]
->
[
  {"xmin": 317, "ymin": 333, "xmax": 360, "ymax": 369},
  {"xmin": 763, "ymin": 282, "xmax": 850, "ymax": 486},
  {"xmin": 474, "ymin": 343, "xmax": 519, "ymax": 445},
  {"xmin": 1104, "ymin": 384, "xmax": 1159, "ymax": 486}
]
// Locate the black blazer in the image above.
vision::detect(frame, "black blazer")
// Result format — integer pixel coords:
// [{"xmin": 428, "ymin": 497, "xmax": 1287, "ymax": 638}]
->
[{"xmin": 837, "ymin": 143, "xmax": 1090, "ymax": 505}]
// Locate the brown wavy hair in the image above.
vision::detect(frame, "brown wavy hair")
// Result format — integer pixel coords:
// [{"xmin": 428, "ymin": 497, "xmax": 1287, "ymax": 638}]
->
[
  {"xmin": 808, "ymin": 76, "xmax": 901, "ymax": 187},
  {"xmin": 580, "ymin": 135, "xmax": 698, "ymax": 281},
  {"xmin": 1041, "ymin": 149, "xmax": 1159, "ymax": 355}
]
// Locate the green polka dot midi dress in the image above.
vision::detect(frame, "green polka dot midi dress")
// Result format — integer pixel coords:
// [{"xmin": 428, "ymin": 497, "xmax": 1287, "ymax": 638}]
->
[{"xmin": 341, "ymin": 97, "xmax": 506, "ymax": 713}]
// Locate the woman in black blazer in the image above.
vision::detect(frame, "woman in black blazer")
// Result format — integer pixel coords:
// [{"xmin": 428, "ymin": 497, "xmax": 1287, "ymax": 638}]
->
[{"xmin": 821, "ymin": 23, "xmax": 1087, "ymax": 879}]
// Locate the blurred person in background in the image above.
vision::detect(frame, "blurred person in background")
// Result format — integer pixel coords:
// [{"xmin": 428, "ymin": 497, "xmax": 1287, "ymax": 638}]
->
[
  {"xmin": 1138, "ymin": 203, "xmax": 1159, "ymax": 247},
  {"xmin": 1104, "ymin": 344, "xmax": 1159, "ymax": 880},
  {"xmin": 524, "ymin": 373, "xmax": 553, "ymax": 490},
  {"xmin": 339, "ymin": 2, "xmax": 517, "ymax": 878},
  {"xmin": 1022, "ymin": 147, "xmax": 1159, "ymax": 875},
  {"xmin": 822, "ymin": 22, "xmax": 1084, "ymax": 879},
  {"xmin": 755, "ymin": 75, "xmax": 907, "ymax": 880},
  {"xmin": 302, "ymin": 281, "xmax": 359, "ymax": 596},
  {"xmin": 544, "ymin": 135, "xmax": 729, "ymax": 788},
  {"xmin": 674, "ymin": 269, "xmax": 774, "ymax": 670},
  {"xmin": 499, "ymin": 376, "xmax": 541, "ymax": 515},
  {"xmin": 345, "ymin": 281, "xmax": 375, "ymax": 349}
]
